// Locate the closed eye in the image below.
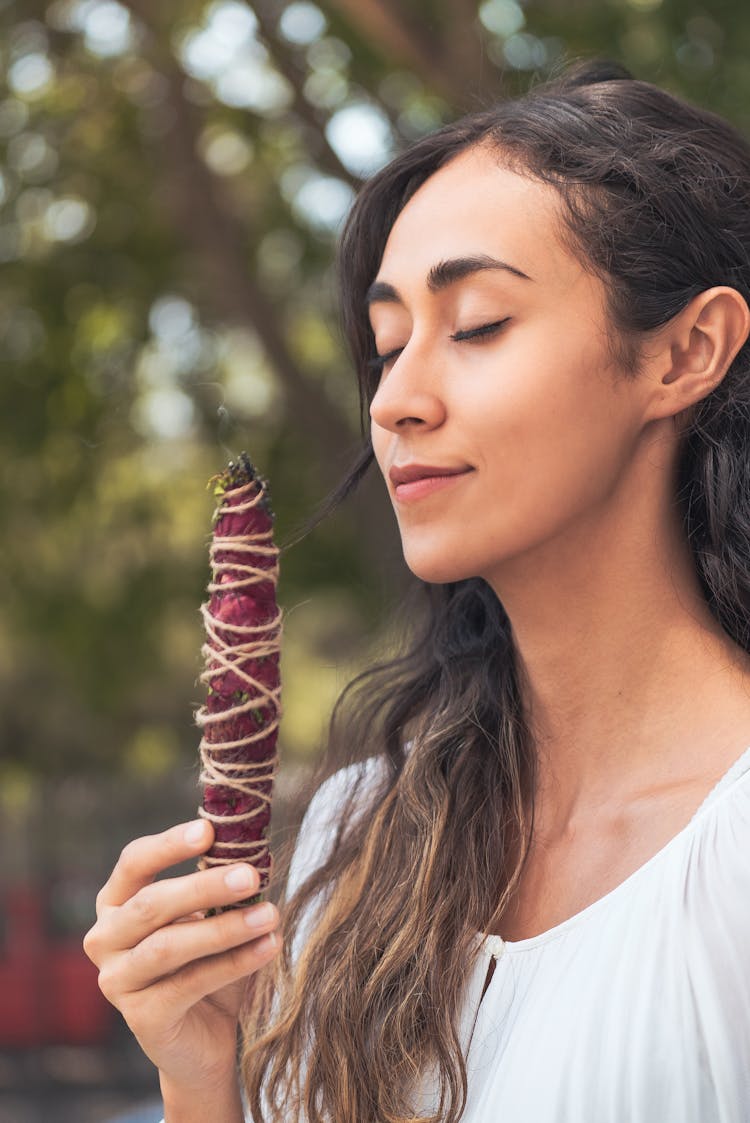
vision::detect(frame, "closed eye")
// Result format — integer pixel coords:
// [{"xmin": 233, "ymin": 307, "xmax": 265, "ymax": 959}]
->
[
  {"xmin": 367, "ymin": 345, "xmax": 402, "ymax": 372},
  {"xmin": 367, "ymin": 317, "xmax": 511, "ymax": 374},
  {"xmin": 450, "ymin": 317, "xmax": 510, "ymax": 342}
]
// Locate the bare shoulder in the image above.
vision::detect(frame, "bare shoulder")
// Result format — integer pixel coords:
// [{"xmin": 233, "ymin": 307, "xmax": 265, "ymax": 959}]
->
[{"xmin": 490, "ymin": 736, "xmax": 750, "ymax": 942}]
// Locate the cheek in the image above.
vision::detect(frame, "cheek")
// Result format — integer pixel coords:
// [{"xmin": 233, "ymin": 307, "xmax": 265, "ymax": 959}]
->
[
  {"xmin": 371, "ymin": 331, "xmax": 637, "ymax": 583},
  {"xmin": 458, "ymin": 355, "xmax": 635, "ymax": 554},
  {"xmin": 479, "ymin": 361, "xmax": 634, "ymax": 532},
  {"xmin": 477, "ymin": 324, "xmax": 619, "ymax": 452}
]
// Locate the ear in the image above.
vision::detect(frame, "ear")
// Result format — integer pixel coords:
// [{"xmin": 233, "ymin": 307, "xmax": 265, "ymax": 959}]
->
[{"xmin": 643, "ymin": 287, "xmax": 750, "ymax": 424}]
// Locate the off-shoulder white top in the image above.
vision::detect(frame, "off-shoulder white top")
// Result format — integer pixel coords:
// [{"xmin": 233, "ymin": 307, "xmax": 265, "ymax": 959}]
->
[
  {"xmin": 161, "ymin": 743, "xmax": 750, "ymax": 1121},
  {"xmin": 285, "ymin": 744, "xmax": 750, "ymax": 1122}
]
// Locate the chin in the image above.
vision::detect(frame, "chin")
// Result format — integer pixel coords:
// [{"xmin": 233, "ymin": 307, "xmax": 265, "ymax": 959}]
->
[{"xmin": 401, "ymin": 546, "xmax": 477, "ymax": 586}]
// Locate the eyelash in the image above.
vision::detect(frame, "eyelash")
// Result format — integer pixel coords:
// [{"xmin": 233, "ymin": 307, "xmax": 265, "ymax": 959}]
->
[{"xmin": 367, "ymin": 317, "xmax": 511, "ymax": 373}]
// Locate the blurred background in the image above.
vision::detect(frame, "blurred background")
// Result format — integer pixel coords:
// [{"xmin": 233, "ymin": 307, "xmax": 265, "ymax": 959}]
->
[{"xmin": 1, "ymin": 0, "xmax": 748, "ymax": 1118}]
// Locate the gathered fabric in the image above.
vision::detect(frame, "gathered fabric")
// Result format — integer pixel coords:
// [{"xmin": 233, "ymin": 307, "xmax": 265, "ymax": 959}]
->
[
  {"xmin": 160, "ymin": 744, "xmax": 750, "ymax": 1123},
  {"xmin": 286, "ymin": 745, "xmax": 750, "ymax": 1123}
]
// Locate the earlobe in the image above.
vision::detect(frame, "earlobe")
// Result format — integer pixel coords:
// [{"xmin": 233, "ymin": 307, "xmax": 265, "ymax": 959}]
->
[{"xmin": 655, "ymin": 287, "xmax": 750, "ymax": 413}]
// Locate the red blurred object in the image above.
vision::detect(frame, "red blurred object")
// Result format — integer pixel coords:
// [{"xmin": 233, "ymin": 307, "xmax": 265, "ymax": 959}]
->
[{"xmin": 0, "ymin": 885, "xmax": 114, "ymax": 1046}]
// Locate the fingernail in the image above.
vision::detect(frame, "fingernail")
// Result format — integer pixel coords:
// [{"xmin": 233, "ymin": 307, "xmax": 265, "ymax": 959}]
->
[
  {"xmin": 255, "ymin": 930, "xmax": 280, "ymax": 954},
  {"xmin": 184, "ymin": 821, "xmax": 206, "ymax": 845},
  {"xmin": 244, "ymin": 903, "xmax": 274, "ymax": 927},
  {"xmin": 224, "ymin": 865, "xmax": 255, "ymax": 891}
]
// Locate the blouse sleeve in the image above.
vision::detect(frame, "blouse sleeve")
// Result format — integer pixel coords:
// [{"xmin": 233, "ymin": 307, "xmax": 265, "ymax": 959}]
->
[
  {"xmin": 681, "ymin": 770, "xmax": 750, "ymax": 1102},
  {"xmin": 284, "ymin": 755, "xmax": 384, "ymax": 902}
]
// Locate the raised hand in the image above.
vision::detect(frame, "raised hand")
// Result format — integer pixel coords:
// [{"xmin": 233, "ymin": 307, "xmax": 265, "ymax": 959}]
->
[{"xmin": 83, "ymin": 818, "xmax": 281, "ymax": 1099}]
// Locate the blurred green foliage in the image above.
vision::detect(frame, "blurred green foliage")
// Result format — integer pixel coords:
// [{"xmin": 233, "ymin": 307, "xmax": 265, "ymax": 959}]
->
[{"xmin": 1, "ymin": 0, "xmax": 749, "ymax": 781}]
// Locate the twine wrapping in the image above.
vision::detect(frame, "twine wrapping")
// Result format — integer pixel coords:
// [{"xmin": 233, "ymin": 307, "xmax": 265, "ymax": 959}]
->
[{"xmin": 195, "ymin": 456, "xmax": 282, "ymax": 900}]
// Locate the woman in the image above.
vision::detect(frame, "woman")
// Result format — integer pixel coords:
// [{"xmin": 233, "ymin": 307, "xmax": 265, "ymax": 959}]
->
[{"xmin": 84, "ymin": 61, "xmax": 750, "ymax": 1122}]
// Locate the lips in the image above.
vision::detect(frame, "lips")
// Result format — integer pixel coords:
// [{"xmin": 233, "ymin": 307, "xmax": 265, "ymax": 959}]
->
[{"xmin": 389, "ymin": 463, "xmax": 473, "ymax": 486}]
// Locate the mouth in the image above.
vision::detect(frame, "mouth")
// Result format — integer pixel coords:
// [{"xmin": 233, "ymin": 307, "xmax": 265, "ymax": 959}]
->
[{"xmin": 392, "ymin": 468, "xmax": 474, "ymax": 503}]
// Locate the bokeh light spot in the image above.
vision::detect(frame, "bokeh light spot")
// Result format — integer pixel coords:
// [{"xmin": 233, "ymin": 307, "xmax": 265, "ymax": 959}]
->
[
  {"xmin": 199, "ymin": 127, "xmax": 254, "ymax": 175},
  {"xmin": 479, "ymin": 0, "xmax": 525, "ymax": 39},
  {"xmin": 67, "ymin": 0, "xmax": 134, "ymax": 57},
  {"xmin": 279, "ymin": 2, "xmax": 327, "ymax": 46},
  {"xmin": 291, "ymin": 173, "xmax": 354, "ymax": 232},
  {"xmin": 8, "ymin": 53, "xmax": 54, "ymax": 98},
  {"xmin": 43, "ymin": 197, "xmax": 95, "ymax": 243},
  {"xmin": 325, "ymin": 103, "xmax": 393, "ymax": 177}
]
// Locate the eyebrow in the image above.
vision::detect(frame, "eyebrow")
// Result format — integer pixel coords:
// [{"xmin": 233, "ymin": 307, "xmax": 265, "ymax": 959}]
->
[{"xmin": 365, "ymin": 253, "xmax": 533, "ymax": 306}]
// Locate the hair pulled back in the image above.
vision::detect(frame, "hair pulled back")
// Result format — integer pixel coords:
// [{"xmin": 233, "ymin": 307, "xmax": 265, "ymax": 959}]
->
[{"xmin": 242, "ymin": 62, "xmax": 750, "ymax": 1123}]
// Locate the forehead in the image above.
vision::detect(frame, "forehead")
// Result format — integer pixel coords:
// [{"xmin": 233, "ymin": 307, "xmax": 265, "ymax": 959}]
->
[{"xmin": 377, "ymin": 145, "xmax": 581, "ymax": 292}]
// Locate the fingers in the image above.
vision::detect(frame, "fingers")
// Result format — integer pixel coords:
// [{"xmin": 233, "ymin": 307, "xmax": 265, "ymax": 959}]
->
[
  {"xmin": 166, "ymin": 929, "xmax": 281, "ymax": 1012},
  {"xmin": 124, "ymin": 928, "xmax": 281, "ymax": 1030},
  {"xmin": 86, "ymin": 853, "xmax": 282, "ymax": 1029},
  {"xmin": 109, "ymin": 900, "xmax": 280, "ymax": 995},
  {"xmin": 100, "ymin": 863, "xmax": 263, "ymax": 952},
  {"xmin": 96, "ymin": 819, "xmax": 214, "ymax": 913},
  {"xmin": 84, "ymin": 822, "xmax": 283, "ymax": 1083}
]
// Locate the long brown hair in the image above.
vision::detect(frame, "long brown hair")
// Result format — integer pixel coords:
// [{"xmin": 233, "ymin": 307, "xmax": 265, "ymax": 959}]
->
[{"xmin": 241, "ymin": 61, "xmax": 750, "ymax": 1122}]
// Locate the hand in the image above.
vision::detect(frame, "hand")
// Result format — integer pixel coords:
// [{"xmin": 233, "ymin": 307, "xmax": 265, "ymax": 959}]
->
[{"xmin": 83, "ymin": 819, "xmax": 282, "ymax": 1095}]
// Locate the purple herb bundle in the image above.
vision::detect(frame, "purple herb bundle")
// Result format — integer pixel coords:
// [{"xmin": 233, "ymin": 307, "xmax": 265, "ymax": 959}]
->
[{"xmin": 195, "ymin": 453, "xmax": 282, "ymax": 907}]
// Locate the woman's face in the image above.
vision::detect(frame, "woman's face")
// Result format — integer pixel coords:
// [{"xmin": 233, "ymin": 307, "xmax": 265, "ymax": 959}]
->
[{"xmin": 368, "ymin": 144, "xmax": 651, "ymax": 587}]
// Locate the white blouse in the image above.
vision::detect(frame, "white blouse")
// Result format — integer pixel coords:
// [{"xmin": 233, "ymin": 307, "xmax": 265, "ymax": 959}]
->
[
  {"xmin": 160, "ymin": 743, "xmax": 750, "ymax": 1121},
  {"xmin": 285, "ymin": 744, "xmax": 750, "ymax": 1123}
]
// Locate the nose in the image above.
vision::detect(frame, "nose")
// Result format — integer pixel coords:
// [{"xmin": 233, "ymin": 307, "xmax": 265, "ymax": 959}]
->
[{"xmin": 368, "ymin": 346, "xmax": 446, "ymax": 434}]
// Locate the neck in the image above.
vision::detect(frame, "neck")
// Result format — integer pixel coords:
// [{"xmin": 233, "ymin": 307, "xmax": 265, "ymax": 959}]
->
[{"xmin": 486, "ymin": 460, "xmax": 750, "ymax": 821}]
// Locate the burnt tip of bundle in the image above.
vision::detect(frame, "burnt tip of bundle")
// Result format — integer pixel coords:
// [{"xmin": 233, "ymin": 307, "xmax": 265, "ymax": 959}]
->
[{"xmin": 210, "ymin": 451, "xmax": 274, "ymax": 518}]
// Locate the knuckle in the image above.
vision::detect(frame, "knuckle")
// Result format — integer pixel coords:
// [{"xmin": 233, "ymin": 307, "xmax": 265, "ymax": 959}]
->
[
  {"xmin": 138, "ymin": 927, "xmax": 171, "ymax": 969},
  {"xmin": 130, "ymin": 886, "xmax": 159, "ymax": 925},
  {"xmin": 118, "ymin": 838, "xmax": 144, "ymax": 877},
  {"xmin": 82, "ymin": 925, "xmax": 99, "ymax": 962}
]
